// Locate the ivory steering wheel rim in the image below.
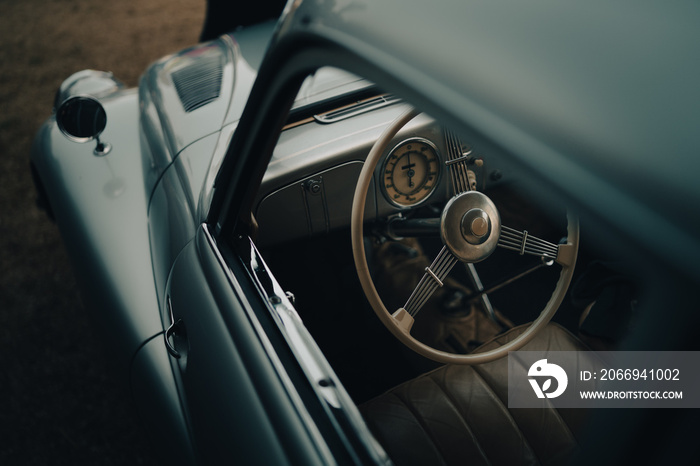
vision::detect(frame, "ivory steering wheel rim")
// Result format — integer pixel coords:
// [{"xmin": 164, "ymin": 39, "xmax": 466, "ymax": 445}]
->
[{"xmin": 351, "ymin": 108, "xmax": 579, "ymax": 365}]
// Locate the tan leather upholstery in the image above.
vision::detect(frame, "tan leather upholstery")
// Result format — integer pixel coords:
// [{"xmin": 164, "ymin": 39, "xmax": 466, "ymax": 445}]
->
[{"xmin": 359, "ymin": 324, "xmax": 590, "ymax": 465}]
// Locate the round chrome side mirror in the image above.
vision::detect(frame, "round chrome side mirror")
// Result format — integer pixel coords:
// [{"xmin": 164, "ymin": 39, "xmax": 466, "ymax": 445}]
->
[{"xmin": 56, "ymin": 96, "xmax": 111, "ymax": 156}]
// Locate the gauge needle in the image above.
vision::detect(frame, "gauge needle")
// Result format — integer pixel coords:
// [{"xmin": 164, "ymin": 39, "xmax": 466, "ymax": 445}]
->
[{"xmin": 402, "ymin": 154, "xmax": 416, "ymax": 187}]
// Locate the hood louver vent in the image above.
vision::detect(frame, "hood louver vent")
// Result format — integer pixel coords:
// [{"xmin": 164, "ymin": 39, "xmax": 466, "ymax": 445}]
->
[{"xmin": 171, "ymin": 55, "xmax": 223, "ymax": 113}]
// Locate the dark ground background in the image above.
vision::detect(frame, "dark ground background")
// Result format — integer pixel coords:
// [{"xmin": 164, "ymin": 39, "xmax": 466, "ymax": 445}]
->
[{"xmin": 0, "ymin": 1, "xmax": 204, "ymax": 463}]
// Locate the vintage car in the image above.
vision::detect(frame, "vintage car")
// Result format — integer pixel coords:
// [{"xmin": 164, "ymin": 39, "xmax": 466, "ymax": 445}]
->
[{"xmin": 30, "ymin": 0, "xmax": 699, "ymax": 464}]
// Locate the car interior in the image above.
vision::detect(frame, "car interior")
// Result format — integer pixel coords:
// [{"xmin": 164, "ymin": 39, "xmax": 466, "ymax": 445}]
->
[{"xmin": 245, "ymin": 67, "xmax": 641, "ymax": 464}]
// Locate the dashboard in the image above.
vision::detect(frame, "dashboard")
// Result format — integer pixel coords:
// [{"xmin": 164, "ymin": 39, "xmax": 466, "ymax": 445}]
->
[{"xmin": 254, "ymin": 99, "xmax": 512, "ymax": 247}]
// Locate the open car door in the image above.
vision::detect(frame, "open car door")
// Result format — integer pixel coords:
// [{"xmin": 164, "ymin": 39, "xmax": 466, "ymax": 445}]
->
[{"xmin": 163, "ymin": 224, "xmax": 387, "ymax": 464}]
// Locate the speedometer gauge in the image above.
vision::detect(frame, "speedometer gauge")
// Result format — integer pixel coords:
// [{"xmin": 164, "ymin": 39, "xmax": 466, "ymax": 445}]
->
[{"xmin": 380, "ymin": 138, "xmax": 441, "ymax": 208}]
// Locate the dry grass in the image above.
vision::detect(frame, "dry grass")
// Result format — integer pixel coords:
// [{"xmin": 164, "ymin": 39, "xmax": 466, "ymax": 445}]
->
[{"xmin": 0, "ymin": 0, "xmax": 204, "ymax": 463}]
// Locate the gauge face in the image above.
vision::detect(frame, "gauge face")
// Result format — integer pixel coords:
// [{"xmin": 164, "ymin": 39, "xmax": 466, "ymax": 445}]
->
[{"xmin": 381, "ymin": 138, "xmax": 441, "ymax": 208}]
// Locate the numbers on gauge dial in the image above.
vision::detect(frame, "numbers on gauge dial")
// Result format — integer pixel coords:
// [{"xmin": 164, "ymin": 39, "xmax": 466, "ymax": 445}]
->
[{"xmin": 382, "ymin": 138, "xmax": 441, "ymax": 207}]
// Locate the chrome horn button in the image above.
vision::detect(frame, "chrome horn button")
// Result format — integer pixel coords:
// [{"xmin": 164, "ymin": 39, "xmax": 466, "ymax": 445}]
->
[
  {"xmin": 440, "ymin": 191, "xmax": 500, "ymax": 262},
  {"xmin": 461, "ymin": 208, "xmax": 491, "ymax": 244}
]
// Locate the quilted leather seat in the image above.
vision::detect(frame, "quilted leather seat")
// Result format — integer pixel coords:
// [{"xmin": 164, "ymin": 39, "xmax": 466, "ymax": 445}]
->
[{"xmin": 359, "ymin": 323, "xmax": 589, "ymax": 466}]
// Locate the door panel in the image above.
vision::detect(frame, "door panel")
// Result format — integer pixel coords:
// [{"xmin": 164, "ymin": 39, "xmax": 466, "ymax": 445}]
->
[{"xmin": 164, "ymin": 225, "xmax": 326, "ymax": 465}]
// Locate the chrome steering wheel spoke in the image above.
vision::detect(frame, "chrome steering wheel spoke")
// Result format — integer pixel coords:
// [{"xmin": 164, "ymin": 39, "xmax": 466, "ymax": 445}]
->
[
  {"xmin": 402, "ymin": 246, "xmax": 458, "ymax": 317},
  {"xmin": 444, "ymin": 129, "xmax": 476, "ymax": 195},
  {"xmin": 497, "ymin": 225, "xmax": 574, "ymax": 267}
]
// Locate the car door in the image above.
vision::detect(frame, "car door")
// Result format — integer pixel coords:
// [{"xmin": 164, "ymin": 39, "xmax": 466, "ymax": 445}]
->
[
  {"xmin": 164, "ymin": 221, "xmax": 387, "ymax": 465},
  {"xmin": 164, "ymin": 224, "xmax": 330, "ymax": 464}
]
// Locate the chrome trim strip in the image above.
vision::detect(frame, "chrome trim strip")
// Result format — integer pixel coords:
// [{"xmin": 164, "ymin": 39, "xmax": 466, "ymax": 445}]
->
[
  {"xmin": 200, "ymin": 224, "xmax": 335, "ymax": 464},
  {"xmin": 313, "ymin": 94, "xmax": 400, "ymax": 124}
]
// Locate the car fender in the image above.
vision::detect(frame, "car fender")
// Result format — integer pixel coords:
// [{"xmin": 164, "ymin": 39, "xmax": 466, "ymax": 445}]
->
[{"xmin": 30, "ymin": 90, "xmax": 161, "ymax": 378}]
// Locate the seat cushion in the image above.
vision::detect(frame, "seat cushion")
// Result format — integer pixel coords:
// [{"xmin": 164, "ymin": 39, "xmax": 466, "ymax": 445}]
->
[{"xmin": 359, "ymin": 323, "xmax": 590, "ymax": 466}]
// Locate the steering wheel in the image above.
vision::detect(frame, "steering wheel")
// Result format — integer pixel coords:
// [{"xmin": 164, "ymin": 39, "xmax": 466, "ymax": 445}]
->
[{"xmin": 351, "ymin": 109, "xmax": 579, "ymax": 364}]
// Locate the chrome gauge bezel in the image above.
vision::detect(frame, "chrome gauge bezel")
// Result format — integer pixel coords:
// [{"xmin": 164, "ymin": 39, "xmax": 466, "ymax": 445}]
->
[{"xmin": 379, "ymin": 137, "xmax": 442, "ymax": 209}]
